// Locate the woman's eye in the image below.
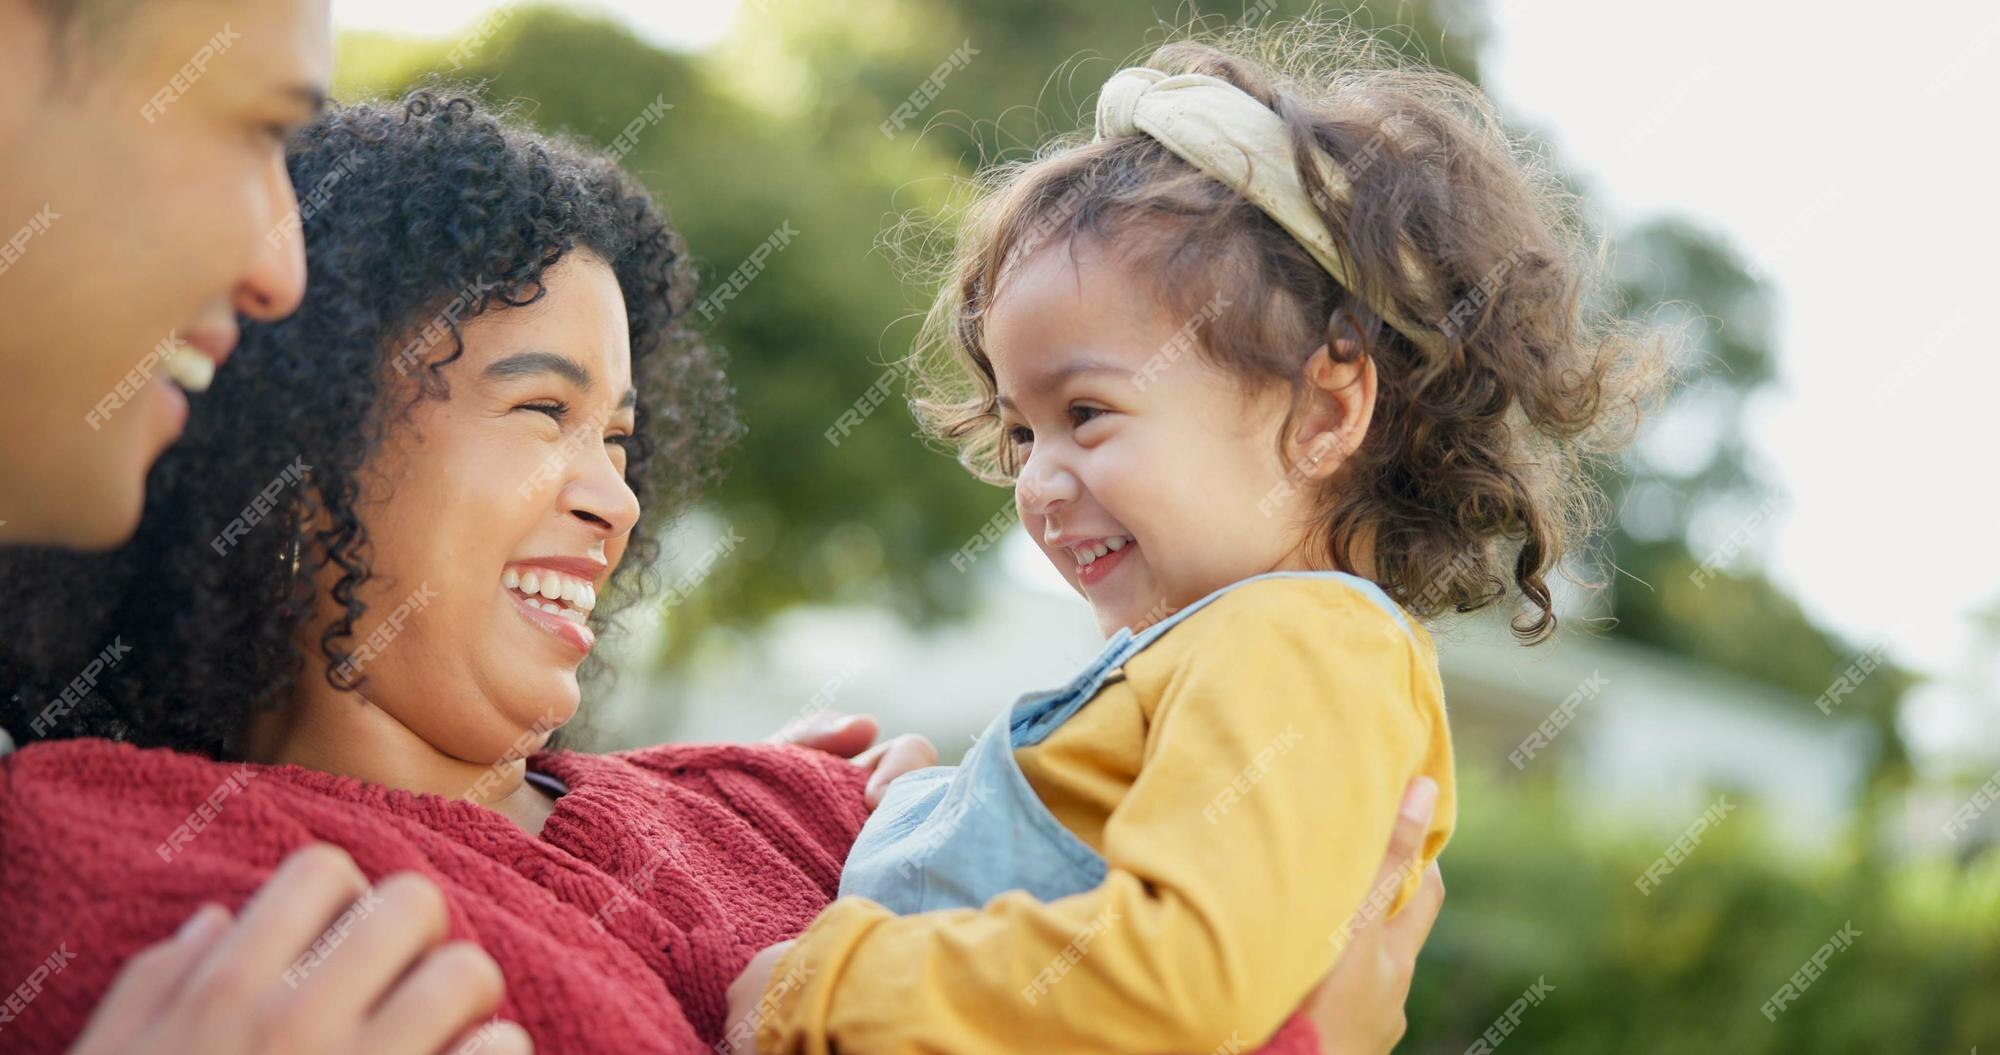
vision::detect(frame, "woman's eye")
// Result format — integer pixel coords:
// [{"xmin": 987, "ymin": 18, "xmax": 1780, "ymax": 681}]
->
[
  {"xmin": 606, "ymin": 433, "xmax": 638, "ymax": 450},
  {"xmin": 520, "ymin": 400, "xmax": 569, "ymax": 421}
]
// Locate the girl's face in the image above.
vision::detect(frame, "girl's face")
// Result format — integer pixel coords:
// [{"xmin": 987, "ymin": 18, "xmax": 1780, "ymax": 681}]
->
[
  {"xmin": 299, "ymin": 250, "xmax": 640, "ymax": 762},
  {"xmin": 986, "ymin": 240, "xmax": 1328, "ymax": 636}
]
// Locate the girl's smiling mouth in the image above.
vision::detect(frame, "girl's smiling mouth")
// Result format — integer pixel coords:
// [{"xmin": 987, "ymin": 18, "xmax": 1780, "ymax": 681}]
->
[{"xmin": 1070, "ymin": 535, "xmax": 1136, "ymax": 587}]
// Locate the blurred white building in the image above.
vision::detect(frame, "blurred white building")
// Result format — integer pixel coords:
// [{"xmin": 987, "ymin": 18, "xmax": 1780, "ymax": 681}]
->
[{"xmin": 1435, "ymin": 612, "xmax": 1875, "ymax": 851}]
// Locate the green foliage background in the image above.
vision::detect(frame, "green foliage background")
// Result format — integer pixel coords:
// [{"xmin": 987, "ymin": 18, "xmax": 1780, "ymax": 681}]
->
[{"xmin": 331, "ymin": 3, "xmax": 1987, "ymax": 1048}]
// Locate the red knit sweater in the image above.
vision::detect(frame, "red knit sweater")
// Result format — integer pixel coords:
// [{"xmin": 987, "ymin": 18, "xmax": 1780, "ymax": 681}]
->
[
  {"xmin": 0, "ymin": 738, "xmax": 1324, "ymax": 1054},
  {"xmin": 0, "ymin": 738, "xmax": 872, "ymax": 1054}
]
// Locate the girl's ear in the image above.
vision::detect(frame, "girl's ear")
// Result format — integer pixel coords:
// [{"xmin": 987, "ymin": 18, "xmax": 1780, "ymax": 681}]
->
[{"xmin": 1285, "ymin": 334, "xmax": 1377, "ymax": 481}]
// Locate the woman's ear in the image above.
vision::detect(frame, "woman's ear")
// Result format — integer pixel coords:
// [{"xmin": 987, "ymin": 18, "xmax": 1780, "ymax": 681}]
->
[{"xmin": 1285, "ymin": 335, "xmax": 1378, "ymax": 480}]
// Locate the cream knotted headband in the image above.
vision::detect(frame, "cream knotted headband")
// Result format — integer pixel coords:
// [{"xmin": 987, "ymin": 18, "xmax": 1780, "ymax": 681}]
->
[{"xmin": 1094, "ymin": 67, "xmax": 1442, "ymax": 354}]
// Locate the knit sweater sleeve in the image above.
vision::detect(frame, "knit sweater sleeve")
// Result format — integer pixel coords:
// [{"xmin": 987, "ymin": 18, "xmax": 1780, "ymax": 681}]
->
[{"xmin": 615, "ymin": 742, "xmax": 872, "ymax": 896}]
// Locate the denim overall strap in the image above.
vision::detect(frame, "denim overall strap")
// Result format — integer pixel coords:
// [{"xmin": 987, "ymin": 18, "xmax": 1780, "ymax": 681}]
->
[
  {"xmin": 1008, "ymin": 570, "xmax": 1412, "ymax": 750},
  {"xmin": 1007, "ymin": 625, "xmax": 1137, "ymax": 749}
]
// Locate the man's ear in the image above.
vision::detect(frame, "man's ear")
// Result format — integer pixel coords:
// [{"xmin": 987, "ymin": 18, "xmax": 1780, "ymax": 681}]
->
[{"xmin": 1285, "ymin": 334, "xmax": 1377, "ymax": 480}]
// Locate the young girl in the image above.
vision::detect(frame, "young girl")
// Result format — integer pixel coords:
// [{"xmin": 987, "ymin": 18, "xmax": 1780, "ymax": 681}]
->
[{"xmin": 733, "ymin": 25, "xmax": 1661, "ymax": 1055}]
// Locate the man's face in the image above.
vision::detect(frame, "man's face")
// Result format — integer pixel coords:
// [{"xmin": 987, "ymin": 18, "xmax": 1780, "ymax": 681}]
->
[{"xmin": 0, "ymin": 0, "xmax": 331, "ymax": 548}]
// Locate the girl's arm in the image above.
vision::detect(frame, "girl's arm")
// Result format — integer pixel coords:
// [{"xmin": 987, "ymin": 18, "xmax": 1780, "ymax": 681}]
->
[{"xmin": 746, "ymin": 579, "xmax": 1455, "ymax": 1055}]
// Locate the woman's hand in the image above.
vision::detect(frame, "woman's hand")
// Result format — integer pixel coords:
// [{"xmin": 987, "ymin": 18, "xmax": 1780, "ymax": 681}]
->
[
  {"xmin": 68, "ymin": 844, "xmax": 532, "ymax": 1055},
  {"xmin": 721, "ymin": 939, "xmax": 796, "ymax": 1054},
  {"xmin": 770, "ymin": 710, "xmax": 940, "ymax": 808},
  {"xmin": 1306, "ymin": 777, "xmax": 1446, "ymax": 1055}
]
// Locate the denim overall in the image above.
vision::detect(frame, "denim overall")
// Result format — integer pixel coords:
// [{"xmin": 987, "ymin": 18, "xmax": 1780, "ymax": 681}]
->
[{"xmin": 839, "ymin": 570, "xmax": 1414, "ymax": 914}]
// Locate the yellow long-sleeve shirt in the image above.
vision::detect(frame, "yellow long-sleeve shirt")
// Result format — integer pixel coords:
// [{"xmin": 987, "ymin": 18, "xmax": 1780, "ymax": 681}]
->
[{"xmin": 756, "ymin": 576, "xmax": 1457, "ymax": 1054}]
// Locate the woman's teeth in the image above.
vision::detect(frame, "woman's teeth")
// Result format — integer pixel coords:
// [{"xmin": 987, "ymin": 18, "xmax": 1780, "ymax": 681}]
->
[
  {"xmin": 501, "ymin": 566, "xmax": 597, "ymax": 624},
  {"xmin": 1071, "ymin": 536, "xmax": 1132, "ymax": 566}
]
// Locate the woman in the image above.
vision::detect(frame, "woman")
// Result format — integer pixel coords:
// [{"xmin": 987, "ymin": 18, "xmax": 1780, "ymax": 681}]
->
[{"xmin": 0, "ymin": 91, "xmax": 1435, "ymax": 1054}]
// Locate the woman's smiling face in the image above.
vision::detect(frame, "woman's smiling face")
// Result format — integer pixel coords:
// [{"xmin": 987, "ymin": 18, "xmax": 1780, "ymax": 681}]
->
[{"xmin": 307, "ymin": 250, "xmax": 640, "ymax": 763}]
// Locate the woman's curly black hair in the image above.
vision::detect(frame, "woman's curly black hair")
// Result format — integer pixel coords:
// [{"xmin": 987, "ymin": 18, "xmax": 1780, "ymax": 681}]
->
[{"xmin": 0, "ymin": 89, "xmax": 738, "ymax": 759}]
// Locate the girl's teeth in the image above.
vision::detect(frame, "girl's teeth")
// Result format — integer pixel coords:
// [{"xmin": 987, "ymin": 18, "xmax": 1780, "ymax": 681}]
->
[
  {"xmin": 502, "ymin": 568, "xmax": 520, "ymax": 590},
  {"xmin": 520, "ymin": 571, "xmax": 540, "ymax": 596},
  {"xmin": 1073, "ymin": 536, "xmax": 1131, "ymax": 565},
  {"xmin": 539, "ymin": 577, "xmax": 562, "ymax": 600}
]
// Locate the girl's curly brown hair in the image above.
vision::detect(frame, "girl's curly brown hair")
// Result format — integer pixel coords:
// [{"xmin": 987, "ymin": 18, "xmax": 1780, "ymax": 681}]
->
[{"xmin": 907, "ymin": 22, "xmax": 1670, "ymax": 643}]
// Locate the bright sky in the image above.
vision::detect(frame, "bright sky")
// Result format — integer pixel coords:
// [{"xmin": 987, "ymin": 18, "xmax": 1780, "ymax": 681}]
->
[
  {"xmin": 1479, "ymin": 0, "xmax": 2000, "ymax": 751},
  {"xmin": 331, "ymin": 1, "xmax": 2000, "ymax": 734}
]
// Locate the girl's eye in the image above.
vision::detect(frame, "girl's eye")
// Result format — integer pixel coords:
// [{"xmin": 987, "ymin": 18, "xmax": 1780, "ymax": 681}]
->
[
  {"xmin": 606, "ymin": 433, "xmax": 638, "ymax": 450},
  {"xmin": 1070, "ymin": 405, "xmax": 1106, "ymax": 428},
  {"xmin": 1004, "ymin": 424, "xmax": 1035, "ymax": 447}
]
